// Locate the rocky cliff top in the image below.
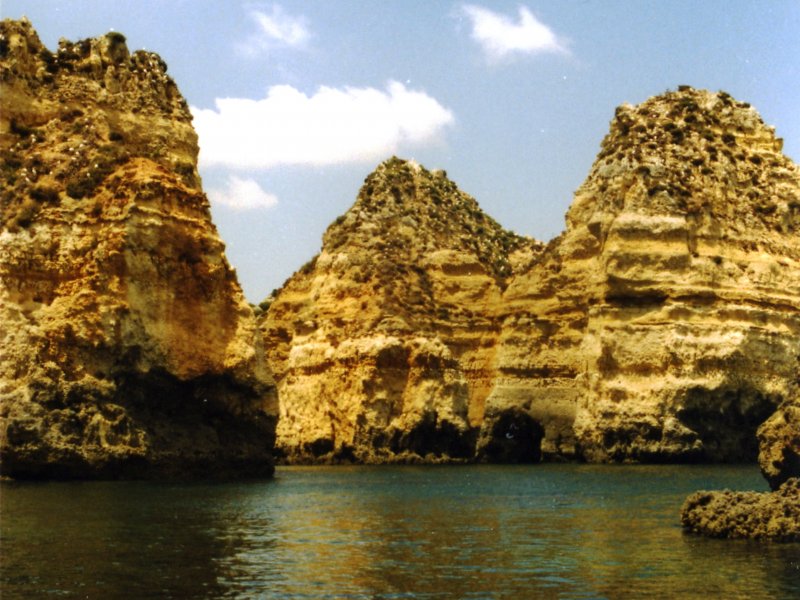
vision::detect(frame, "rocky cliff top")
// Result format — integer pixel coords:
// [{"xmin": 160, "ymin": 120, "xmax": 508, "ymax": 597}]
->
[
  {"xmin": 265, "ymin": 157, "xmax": 542, "ymax": 344},
  {"xmin": 322, "ymin": 157, "xmax": 542, "ymax": 283},
  {"xmin": 567, "ymin": 86, "xmax": 799, "ymax": 252},
  {"xmin": 1, "ymin": 17, "xmax": 200, "ymax": 231}
]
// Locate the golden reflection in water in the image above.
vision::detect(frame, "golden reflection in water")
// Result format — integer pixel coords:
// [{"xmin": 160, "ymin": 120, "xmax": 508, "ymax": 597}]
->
[{"xmin": 3, "ymin": 465, "xmax": 799, "ymax": 599}]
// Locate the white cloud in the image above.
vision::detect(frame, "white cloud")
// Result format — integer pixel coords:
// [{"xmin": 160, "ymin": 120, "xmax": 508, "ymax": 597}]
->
[
  {"xmin": 191, "ymin": 81, "xmax": 454, "ymax": 169},
  {"xmin": 207, "ymin": 176, "xmax": 278, "ymax": 211},
  {"xmin": 238, "ymin": 4, "xmax": 310, "ymax": 56},
  {"xmin": 462, "ymin": 4, "xmax": 567, "ymax": 61}
]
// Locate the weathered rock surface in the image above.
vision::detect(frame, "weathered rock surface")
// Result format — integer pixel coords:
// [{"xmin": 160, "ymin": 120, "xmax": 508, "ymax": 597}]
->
[
  {"xmin": 265, "ymin": 87, "xmax": 800, "ymax": 465},
  {"xmin": 758, "ymin": 398, "xmax": 800, "ymax": 490},
  {"xmin": 0, "ymin": 19, "xmax": 277, "ymax": 478},
  {"xmin": 260, "ymin": 157, "xmax": 541, "ymax": 463},
  {"xmin": 488, "ymin": 86, "xmax": 800, "ymax": 463},
  {"xmin": 680, "ymin": 478, "xmax": 800, "ymax": 542},
  {"xmin": 680, "ymin": 397, "xmax": 800, "ymax": 542}
]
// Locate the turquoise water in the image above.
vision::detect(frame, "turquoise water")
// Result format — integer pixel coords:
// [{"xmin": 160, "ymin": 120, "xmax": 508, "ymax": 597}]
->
[{"xmin": 1, "ymin": 464, "xmax": 798, "ymax": 599}]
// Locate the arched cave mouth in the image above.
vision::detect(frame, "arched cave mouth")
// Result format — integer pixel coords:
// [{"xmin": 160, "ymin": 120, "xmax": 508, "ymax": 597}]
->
[
  {"xmin": 677, "ymin": 387, "xmax": 781, "ymax": 462},
  {"xmin": 479, "ymin": 409, "xmax": 544, "ymax": 464}
]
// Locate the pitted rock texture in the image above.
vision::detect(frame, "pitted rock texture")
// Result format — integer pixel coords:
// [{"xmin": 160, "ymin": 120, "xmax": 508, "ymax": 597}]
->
[
  {"xmin": 260, "ymin": 157, "xmax": 541, "ymax": 463},
  {"xmin": 489, "ymin": 86, "xmax": 800, "ymax": 463},
  {"xmin": 0, "ymin": 19, "xmax": 277, "ymax": 479},
  {"xmin": 265, "ymin": 87, "xmax": 800, "ymax": 465},
  {"xmin": 680, "ymin": 478, "xmax": 800, "ymax": 542},
  {"xmin": 758, "ymin": 398, "xmax": 800, "ymax": 490}
]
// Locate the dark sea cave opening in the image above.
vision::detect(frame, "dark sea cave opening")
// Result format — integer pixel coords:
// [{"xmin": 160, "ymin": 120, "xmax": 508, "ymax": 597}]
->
[{"xmin": 479, "ymin": 409, "xmax": 544, "ymax": 464}]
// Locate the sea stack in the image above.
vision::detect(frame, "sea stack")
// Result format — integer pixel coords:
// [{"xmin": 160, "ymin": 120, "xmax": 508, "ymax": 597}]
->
[
  {"xmin": 0, "ymin": 19, "xmax": 277, "ymax": 478},
  {"xmin": 493, "ymin": 86, "xmax": 800, "ymax": 463},
  {"xmin": 265, "ymin": 87, "xmax": 800, "ymax": 465},
  {"xmin": 260, "ymin": 157, "xmax": 541, "ymax": 463}
]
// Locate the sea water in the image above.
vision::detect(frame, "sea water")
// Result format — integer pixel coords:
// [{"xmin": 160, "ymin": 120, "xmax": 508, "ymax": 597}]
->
[{"xmin": 1, "ymin": 464, "xmax": 798, "ymax": 599}]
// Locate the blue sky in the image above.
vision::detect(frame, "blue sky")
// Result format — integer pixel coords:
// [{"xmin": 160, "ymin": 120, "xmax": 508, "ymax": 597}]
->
[{"xmin": 5, "ymin": 1, "xmax": 799, "ymax": 301}]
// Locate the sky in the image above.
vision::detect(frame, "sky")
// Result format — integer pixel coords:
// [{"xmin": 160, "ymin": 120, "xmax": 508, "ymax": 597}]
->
[{"xmin": 4, "ymin": 1, "xmax": 799, "ymax": 302}]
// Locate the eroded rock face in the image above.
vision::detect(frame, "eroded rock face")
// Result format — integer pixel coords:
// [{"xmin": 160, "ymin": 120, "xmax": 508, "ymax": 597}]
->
[
  {"xmin": 260, "ymin": 158, "xmax": 541, "ymax": 463},
  {"xmin": 489, "ymin": 87, "xmax": 800, "ymax": 463},
  {"xmin": 680, "ymin": 478, "xmax": 800, "ymax": 542},
  {"xmin": 758, "ymin": 399, "xmax": 800, "ymax": 490},
  {"xmin": 0, "ymin": 19, "xmax": 277, "ymax": 478},
  {"xmin": 264, "ymin": 88, "xmax": 799, "ymax": 465}
]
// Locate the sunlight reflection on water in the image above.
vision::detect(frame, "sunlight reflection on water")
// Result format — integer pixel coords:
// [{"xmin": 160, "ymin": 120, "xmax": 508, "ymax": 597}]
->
[{"xmin": 2, "ymin": 464, "xmax": 798, "ymax": 599}]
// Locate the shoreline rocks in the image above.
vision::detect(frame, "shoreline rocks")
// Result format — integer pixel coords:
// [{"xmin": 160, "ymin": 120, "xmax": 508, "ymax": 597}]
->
[
  {"xmin": 680, "ymin": 478, "xmax": 800, "ymax": 542},
  {"xmin": 681, "ymin": 397, "xmax": 799, "ymax": 542}
]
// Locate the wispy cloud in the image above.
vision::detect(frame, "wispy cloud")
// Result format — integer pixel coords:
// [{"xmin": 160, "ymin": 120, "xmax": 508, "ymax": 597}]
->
[
  {"xmin": 191, "ymin": 81, "xmax": 454, "ymax": 169},
  {"xmin": 462, "ymin": 4, "xmax": 567, "ymax": 61},
  {"xmin": 237, "ymin": 4, "xmax": 310, "ymax": 56},
  {"xmin": 207, "ymin": 175, "xmax": 278, "ymax": 211}
]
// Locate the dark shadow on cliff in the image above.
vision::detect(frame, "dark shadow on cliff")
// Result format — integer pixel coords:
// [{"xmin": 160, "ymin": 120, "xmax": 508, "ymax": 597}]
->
[
  {"xmin": 677, "ymin": 386, "xmax": 780, "ymax": 462},
  {"xmin": 477, "ymin": 408, "xmax": 544, "ymax": 463},
  {"xmin": 2, "ymin": 369, "xmax": 276, "ymax": 480}
]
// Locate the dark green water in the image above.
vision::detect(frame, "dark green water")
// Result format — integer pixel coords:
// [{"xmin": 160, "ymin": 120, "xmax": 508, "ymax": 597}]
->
[{"xmin": 1, "ymin": 464, "xmax": 798, "ymax": 599}]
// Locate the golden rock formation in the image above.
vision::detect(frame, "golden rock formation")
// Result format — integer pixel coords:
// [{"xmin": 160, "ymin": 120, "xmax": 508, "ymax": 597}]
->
[
  {"xmin": 0, "ymin": 19, "xmax": 277, "ymax": 478},
  {"xmin": 260, "ymin": 158, "xmax": 541, "ymax": 462},
  {"xmin": 267, "ymin": 88, "xmax": 800, "ymax": 465}
]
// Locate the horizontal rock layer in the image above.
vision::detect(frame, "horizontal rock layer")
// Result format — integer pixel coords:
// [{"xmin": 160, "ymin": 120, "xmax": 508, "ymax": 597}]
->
[
  {"xmin": 0, "ymin": 19, "xmax": 277, "ymax": 478},
  {"xmin": 266, "ymin": 88, "xmax": 800, "ymax": 465}
]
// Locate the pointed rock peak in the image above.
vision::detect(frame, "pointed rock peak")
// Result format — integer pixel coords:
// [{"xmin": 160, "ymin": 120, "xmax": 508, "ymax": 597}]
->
[
  {"xmin": 321, "ymin": 156, "xmax": 542, "ymax": 280},
  {"xmin": 568, "ymin": 87, "xmax": 799, "ymax": 233}
]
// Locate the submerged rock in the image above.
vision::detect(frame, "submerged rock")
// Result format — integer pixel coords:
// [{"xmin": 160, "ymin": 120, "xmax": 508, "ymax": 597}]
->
[
  {"xmin": 0, "ymin": 19, "xmax": 277, "ymax": 478},
  {"xmin": 680, "ymin": 478, "xmax": 800, "ymax": 542}
]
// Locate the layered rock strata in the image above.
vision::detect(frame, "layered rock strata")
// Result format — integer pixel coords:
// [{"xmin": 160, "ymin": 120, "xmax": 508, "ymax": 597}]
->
[
  {"xmin": 487, "ymin": 87, "xmax": 800, "ymax": 463},
  {"xmin": 260, "ymin": 158, "xmax": 541, "ymax": 463},
  {"xmin": 266, "ymin": 87, "xmax": 800, "ymax": 465},
  {"xmin": 0, "ymin": 19, "xmax": 277, "ymax": 478}
]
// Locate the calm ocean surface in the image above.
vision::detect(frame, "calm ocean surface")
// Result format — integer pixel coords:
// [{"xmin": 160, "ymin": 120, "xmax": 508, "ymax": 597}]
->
[{"xmin": 2, "ymin": 464, "xmax": 798, "ymax": 599}]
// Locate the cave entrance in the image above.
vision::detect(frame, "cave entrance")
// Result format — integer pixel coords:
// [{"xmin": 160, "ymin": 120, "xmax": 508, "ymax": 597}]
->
[
  {"xmin": 480, "ymin": 409, "xmax": 544, "ymax": 464},
  {"xmin": 677, "ymin": 387, "xmax": 780, "ymax": 462}
]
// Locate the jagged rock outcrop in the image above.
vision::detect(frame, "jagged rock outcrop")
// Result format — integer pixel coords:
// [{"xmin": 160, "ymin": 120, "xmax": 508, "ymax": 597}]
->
[
  {"xmin": 758, "ymin": 398, "xmax": 800, "ymax": 489},
  {"xmin": 260, "ymin": 158, "xmax": 541, "ymax": 463},
  {"xmin": 0, "ymin": 19, "xmax": 277, "ymax": 478},
  {"xmin": 487, "ymin": 86, "xmax": 800, "ymax": 463},
  {"xmin": 680, "ymin": 396, "xmax": 800, "ymax": 541},
  {"xmin": 265, "ymin": 87, "xmax": 800, "ymax": 465},
  {"xmin": 680, "ymin": 478, "xmax": 800, "ymax": 542},
  {"xmin": 681, "ymin": 397, "xmax": 800, "ymax": 541}
]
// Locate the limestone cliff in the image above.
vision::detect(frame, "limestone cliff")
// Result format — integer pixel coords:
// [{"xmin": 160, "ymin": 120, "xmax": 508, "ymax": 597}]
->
[
  {"xmin": 265, "ymin": 87, "xmax": 800, "ymax": 465},
  {"xmin": 487, "ymin": 87, "xmax": 800, "ymax": 463},
  {"xmin": 260, "ymin": 157, "xmax": 541, "ymax": 463},
  {"xmin": 0, "ymin": 19, "xmax": 277, "ymax": 478}
]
